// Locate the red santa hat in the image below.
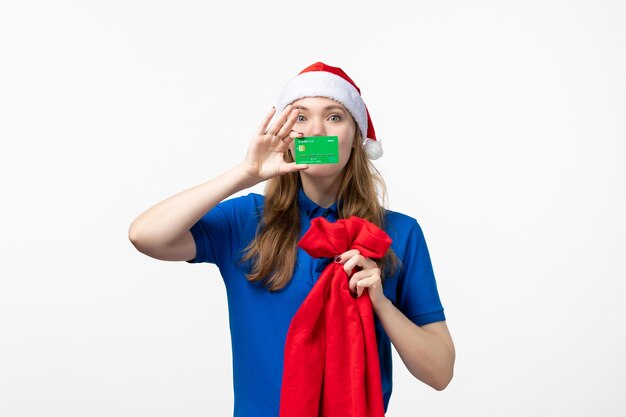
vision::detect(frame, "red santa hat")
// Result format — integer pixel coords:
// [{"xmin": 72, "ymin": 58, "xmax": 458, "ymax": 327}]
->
[{"xmin": 275, "ymin": 61, "xmax": 383, "ymax": 160}]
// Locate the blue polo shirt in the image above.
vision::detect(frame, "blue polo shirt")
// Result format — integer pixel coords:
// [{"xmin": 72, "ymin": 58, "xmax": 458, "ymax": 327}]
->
[{"xmin": 186, "ymin": 184, "xmax": 446, "ymax": 417}]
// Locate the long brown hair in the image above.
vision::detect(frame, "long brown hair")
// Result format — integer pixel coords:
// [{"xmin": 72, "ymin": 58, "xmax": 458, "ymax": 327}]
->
[{"xmin": 238, "ymin": 127, "xmax": 401, "ymax": 292}]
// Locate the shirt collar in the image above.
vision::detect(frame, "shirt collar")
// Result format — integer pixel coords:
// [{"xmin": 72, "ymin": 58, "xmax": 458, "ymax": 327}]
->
[{"xmin": 297, "ymin": 184, "xmax": 340, "ymax": 219}]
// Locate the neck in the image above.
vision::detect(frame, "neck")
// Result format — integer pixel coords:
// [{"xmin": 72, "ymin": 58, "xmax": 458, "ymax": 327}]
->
[{"xmin": 299, "ymin": 172, "xmax": 344, "ymax": 209}]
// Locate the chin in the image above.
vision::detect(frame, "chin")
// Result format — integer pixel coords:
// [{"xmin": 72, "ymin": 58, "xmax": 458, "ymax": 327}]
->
[{"xmin": 300, "ymin": 164, "xmax": 345, "ymax": 178}]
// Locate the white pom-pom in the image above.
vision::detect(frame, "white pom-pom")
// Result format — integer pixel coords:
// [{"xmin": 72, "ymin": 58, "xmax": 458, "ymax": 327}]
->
[{"xmin": 363, "ymin": 138, "xmax": 383, "ymax": 160}]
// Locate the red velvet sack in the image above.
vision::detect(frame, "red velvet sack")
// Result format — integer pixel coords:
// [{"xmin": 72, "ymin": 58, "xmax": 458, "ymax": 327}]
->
[{"xmin": 279, "ymin": 215, "xmax": 393, "ymax": 417}]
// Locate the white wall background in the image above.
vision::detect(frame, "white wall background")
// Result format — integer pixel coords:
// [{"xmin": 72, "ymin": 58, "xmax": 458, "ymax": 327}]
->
[{"xmin": 1, "ymin": 1, "xmax": 624, "ymax": 416}]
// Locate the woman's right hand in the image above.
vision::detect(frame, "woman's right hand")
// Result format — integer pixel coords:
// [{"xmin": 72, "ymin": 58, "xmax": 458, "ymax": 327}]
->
[{"xmin": 241, "ymin": 104, "xmax": 309, "ymax": 183}]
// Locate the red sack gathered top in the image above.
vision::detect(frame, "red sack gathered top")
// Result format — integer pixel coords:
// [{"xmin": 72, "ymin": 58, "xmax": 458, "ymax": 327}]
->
[{"xmin": 279, "ymin": 215, "xmax": 393, "ymax": 417}]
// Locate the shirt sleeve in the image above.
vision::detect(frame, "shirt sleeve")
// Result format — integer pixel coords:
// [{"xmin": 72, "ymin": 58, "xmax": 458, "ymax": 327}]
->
[
  {"xmin": 395, "ymin": 218, "xmax": 446, "ymax": 326},
  {"xmin": 185, "ymin": 193, "xmax": 258, "ymax": 267}
]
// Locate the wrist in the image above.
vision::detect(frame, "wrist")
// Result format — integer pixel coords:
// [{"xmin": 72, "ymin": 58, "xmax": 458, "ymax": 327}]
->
[
  {"xmin": 233, "ymin": 162, "xmax": 262, "ymax": 189},
  {"xmin": 373, "ymin": 296, "xmax": 393, "ymax": 317}
]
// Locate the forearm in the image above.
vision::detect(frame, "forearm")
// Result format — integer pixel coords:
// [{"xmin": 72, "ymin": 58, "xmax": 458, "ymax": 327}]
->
[
  {"xmin": 128, "ymin": 162, "xmax": 259, "ymax": 246},
  {"xmin": 373, "ymin": 298, "xmax": 454, "ymax": 390}
]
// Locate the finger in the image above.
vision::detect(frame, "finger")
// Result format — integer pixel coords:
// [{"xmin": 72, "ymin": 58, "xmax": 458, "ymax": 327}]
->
[
  {"xmin": 256, "ymin": 106, "xmax": 276, "ymax": 135},
  {"xmin": 349, "ymin": 270, "xmax": 366, "ymax": 293},
  {"xmin": 357, "ymin": 275, "xmax": 379, "ymax": 289},
  {"xmin": 266, "ymin": 104, "xmax": 294, "ymax": 136},
  {"xmin": 349, "ymin": 268, "xmax": 375, "ymax": 293},
  {"xmin": 276, "ymin": 107, "xmax": 300, "ymax": 138},
  {"xmin": 345, "ymin": 256, "xmax": 376, "ymax": 278},
  {"xmin": 334, "ymin": 249, "xmax": 360, "ymax": 265},
  {"xmin": 280, "ymin": 129, "xmax": 304, "ymax": 147},
  {"xmin": 281, "ymin": 161, "xmax": 309, "ymax": 174},
  {"xmin": 343, "ymin": 253, "xmax": 365, "ymax": 277},
  {"xmin": 357, "ymin": 276, "xmax": 379, "ymax": 297},
  {"xmin": 357, "ymin": 282, "xmax": 365, "ymax": 297}
]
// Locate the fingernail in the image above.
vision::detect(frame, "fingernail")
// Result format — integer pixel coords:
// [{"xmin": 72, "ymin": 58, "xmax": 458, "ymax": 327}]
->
[{"xmin": 334, "ymin": 255, "xmax": 341, "ymax": 263}]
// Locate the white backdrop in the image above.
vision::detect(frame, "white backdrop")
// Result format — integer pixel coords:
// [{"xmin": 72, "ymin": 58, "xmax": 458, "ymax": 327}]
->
[{"xmin": 1, "ymin": 1, "xmax": 624, "ymax": 416}]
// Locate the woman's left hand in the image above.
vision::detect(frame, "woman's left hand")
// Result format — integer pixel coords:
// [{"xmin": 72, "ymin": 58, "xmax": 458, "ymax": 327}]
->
[{"xmin": 334, "ymin": 249, "xmax": 386, "ymax": 310}]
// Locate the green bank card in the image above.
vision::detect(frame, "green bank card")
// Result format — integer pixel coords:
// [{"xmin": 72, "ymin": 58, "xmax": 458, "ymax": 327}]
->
[{"xmin": 294, "ymin": 135, "xmax": 339, "ymax": 164}]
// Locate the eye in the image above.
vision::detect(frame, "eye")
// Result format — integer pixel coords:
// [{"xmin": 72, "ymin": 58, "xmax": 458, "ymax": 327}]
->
[{"xmin": 295, "ymin": 114, "xmax": 342, "ymax": 122}]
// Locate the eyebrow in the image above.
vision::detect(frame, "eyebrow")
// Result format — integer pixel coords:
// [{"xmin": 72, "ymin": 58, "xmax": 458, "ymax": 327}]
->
[{"xmin": 293, "ymin": 105, "xmax": 347, "ymax": 113}]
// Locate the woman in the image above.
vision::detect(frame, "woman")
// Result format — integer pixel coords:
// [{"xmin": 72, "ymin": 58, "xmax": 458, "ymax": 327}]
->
[{"xmin": 129, "ymin": 62, "xmax": 455, "ymax": 416}]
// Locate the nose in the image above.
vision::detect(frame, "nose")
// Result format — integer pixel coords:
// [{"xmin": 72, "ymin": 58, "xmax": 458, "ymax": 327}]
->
[{"xmin": 309, "ymin": 117, "xmax": 326, "ymax": 137}]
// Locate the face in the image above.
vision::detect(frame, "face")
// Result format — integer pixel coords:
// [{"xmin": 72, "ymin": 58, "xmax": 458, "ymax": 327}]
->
[{"xmin": 288, "ymin": 96, "xmax": 357, "ymax": 179}]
